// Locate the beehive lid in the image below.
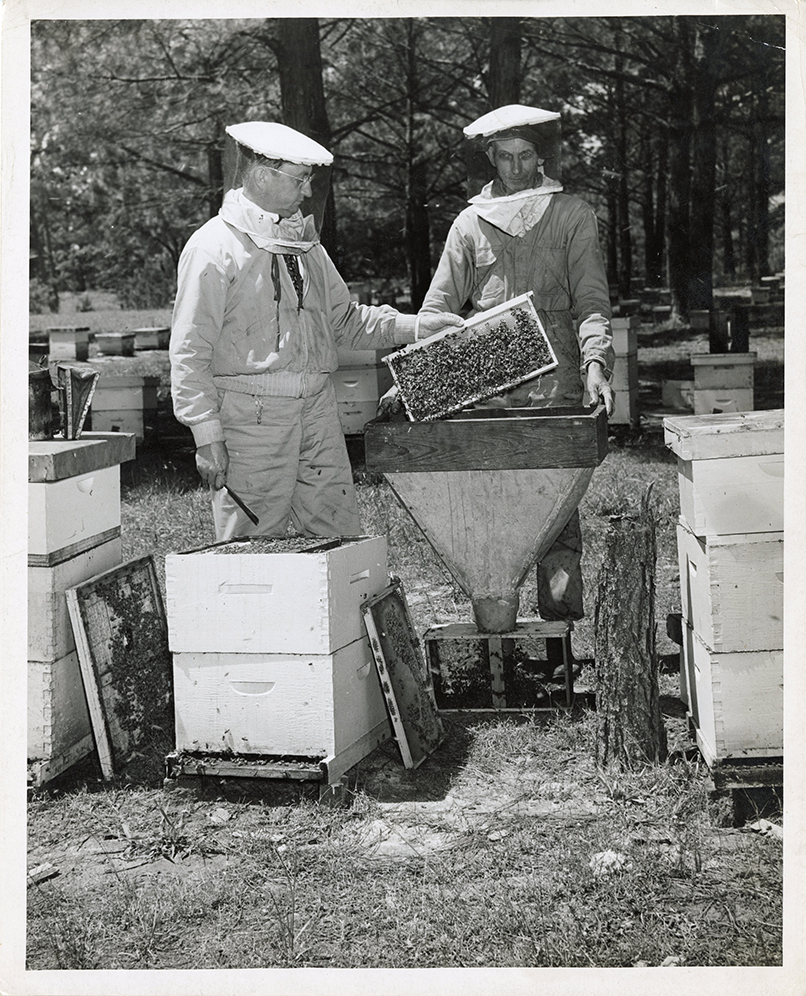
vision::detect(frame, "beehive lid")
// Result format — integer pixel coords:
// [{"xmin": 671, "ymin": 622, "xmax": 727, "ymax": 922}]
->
[
  {"xmin": 384, "ymin": 293, "xmax": 557, "ymax": 421},
  {"xmin": 28, "ymin": 431, "xmax": 137, "ymax": 481},
  {"xmin": 663, "ymin": 410, "xmax": 784, "ymax": 461}
]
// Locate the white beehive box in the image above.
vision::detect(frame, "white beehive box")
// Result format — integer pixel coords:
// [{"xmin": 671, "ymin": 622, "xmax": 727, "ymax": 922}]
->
[
  {"xmin": 92, "ymin": 375, "xmax": 159, "ymax": 412},
  {"xmin": 48, "ymin": 327, "xmax": 89, "ymax": 362},
  {"xmin": 663, "ymin": 410, "xmax": 784, "ymax": 536},
  {"xmin": 133, "ymin": 326, "xmax": 170, "ymax": 350},
  {"xmin": 28, "ymin": 535, "xmax": 122, "ymax": 662},
  {"xmin": 680, "ymin": 624, "xmax": 782, "ymax": 765},
  {"xmin": 334, "ymin": 348, "xmax": 394, "ymax": 435},
  {"xmin": 29, "ymin": 464, "xmax": 121, "ymax": 560},
  {"xmin": 172, "ymin": 635, "xmax": 390, "ymax": 760},
  {"xmin": 166, "ymin": 536, "xmax": 388, "ymax": 655},
  {"xmin": 28, "ymin": 649, "xmax": 94, "ymax": 776},
  {"xmin": 676, "ymin": 519, "xmax": 783, "ymax": 654},
  {"xmin": 95, "ymin": 331, "xmax": 135, "ymax": 356},
  {"xmin": 610, "ymin": 315, "xmax": 639, "ymax": 356},
  {"xmin": 691, "ymin": 352, "xmax": 756, "ymax": 415}
]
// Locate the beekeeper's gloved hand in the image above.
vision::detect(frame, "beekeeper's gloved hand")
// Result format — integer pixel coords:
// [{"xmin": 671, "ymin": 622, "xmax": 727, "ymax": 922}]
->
[
  {"xmin": 586, "ymin": 361, "xmax": 615, "ymax": 418},
  {"xmin": 415, "ymin": 311, "xmax": 465, "ymax": 340},
  {"xmin": 377, "ymin": 384, "xmax": 402, "ymax": 419}
]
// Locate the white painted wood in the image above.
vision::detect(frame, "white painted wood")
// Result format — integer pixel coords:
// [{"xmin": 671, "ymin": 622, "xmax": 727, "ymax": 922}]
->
[
  {"xmin": 610, "ymin": 316, "xmax": 639, "ymax": 356},
  {"xmin": 330, "ymin": 365, "xmax": 392, "ymax": 403},
  {"xmin": 675, "ymin": 452, "xmax": 783, "ymax": 536},
  {"xmin": 28, "ymin": 535, "xmax": 122, "ymax": 662},
  {"xmin": 90, "ymin": 409, "xmax": 146, "ymax": 441},
  {"xmin": 385, "ymin": 466, "xmax": 594, "ymax": 609},
  {"xmin": 27, "ymin": 650, "xmax": 93, "ymax": 760},
  {"xmin": 681, "ymin": 624, "xmax": 782, "ymax": 762},
  {"xmin": 28, "ymin": 434, "xmax": 136, "ymax": 482},
  {"xmin": 165, "ymin": 536, "xmax": 388, "ymax": 654},
  {"xmin": 676, "ymin": 521, "xmax": 783, "ymax": 653},
  {"xmin": 28, "ymin": 465, "xmax": 121, "ymax": 557},
  {"xmin": 691, "ymin": 352, "xmax": 756, "ymax": 390},
  {"xmin": 48, "ymin": 329, "xmax": 89, "ymax": 361},
  {"xmin": 172, "ymin": 636, "xmax": 388, "ymax": 757},
  {"xmin": 693, "ymin": 387, "xmax": 754, "ymax": 415},
  {"xmin": 93, "ymin": 377, "xmax": 159, "ymax": 410},
  {"xmin": 337, "ymin": 400, "xmax": 379, "ymax": 435},
  {"xmin": 663, "ymin": 410, "xmax": 783, "ymax": 462}
]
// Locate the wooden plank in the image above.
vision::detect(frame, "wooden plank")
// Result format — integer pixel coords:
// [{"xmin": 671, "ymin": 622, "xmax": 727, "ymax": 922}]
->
[
  {"xmin": 362, "ymin": 579, "xmax": 444, "ymax": 769},
  {"xmin": 65, "ymin": 556, "xmax": 174, "ymax": 780},
  {"xmin": 663, "ymin": 410, "xmax": 783, "ymax": 462},
  {"xmin": 28, "ymin": 433, "xmax": 136, "ymax": 482},
  {"xmin": 365, "ymin": 405, "xmax": 608, "ymax": 474}
]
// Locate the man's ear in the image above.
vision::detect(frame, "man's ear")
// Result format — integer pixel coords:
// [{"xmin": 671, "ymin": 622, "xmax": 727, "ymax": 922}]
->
[{"xmin": 485, "ymin": 146, "xmax": 496, "ymax": 168}]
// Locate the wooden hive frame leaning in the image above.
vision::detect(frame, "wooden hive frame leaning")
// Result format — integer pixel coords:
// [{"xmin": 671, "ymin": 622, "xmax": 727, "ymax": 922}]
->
[{"xmin": 384, "ymin": 292, "xmax": 558, "ymax": 421}]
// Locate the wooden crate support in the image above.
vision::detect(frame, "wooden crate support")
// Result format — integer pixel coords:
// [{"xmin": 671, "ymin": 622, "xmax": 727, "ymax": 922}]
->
[{"xmin": 425, "ymin": 620, "xmax": 575, "ymax": 711}]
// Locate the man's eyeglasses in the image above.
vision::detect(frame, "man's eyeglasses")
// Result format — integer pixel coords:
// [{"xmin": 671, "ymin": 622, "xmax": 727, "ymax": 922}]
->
[{"xmin": 263, "ymin": 165, "xmax": 312, "ymax": 189}]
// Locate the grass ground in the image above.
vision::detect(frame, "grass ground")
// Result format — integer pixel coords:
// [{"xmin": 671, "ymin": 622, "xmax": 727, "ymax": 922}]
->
[{"xmin": 25, "ymin": 306, "xmax": 785, "ymax": 971}]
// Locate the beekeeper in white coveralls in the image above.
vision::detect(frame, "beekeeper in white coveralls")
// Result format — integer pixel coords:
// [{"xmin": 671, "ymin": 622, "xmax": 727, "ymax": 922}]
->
[
  {"xmin": 170, "ymin": 121, "xmax": 463, "ymax": 541},
  {"xmin": 419, "ymin": 104, "xmax": 615, "ymax": 671}
]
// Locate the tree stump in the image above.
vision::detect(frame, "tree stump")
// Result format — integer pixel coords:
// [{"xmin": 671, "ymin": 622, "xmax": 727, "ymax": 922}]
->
[{"xmin": 594, "ymin": 492, "xmax": 667, "ymax": 769}]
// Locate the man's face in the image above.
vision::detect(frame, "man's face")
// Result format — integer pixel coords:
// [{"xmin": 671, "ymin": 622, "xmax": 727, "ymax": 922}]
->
[
  {"xmin": 486, "ymin": 138, "xmax": 541, "ymax": 195},
  {"xmin": 260, "ymin": 162, "xmax": 313, "ymax": 217}
]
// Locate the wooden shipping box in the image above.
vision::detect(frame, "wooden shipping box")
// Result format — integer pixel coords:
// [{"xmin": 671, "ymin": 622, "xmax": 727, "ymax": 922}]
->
[
  {"xmin": 28, "ymin": 649, "xmax": 93, "ymax": 765},
  {"xmin": 28, "ymin": 535, "xmax": 122, "ymax": 662},
  {"xmin": 676, "ymin": 520, "xmax": 783, "ymax": 654},
  {"xmin": 172, "ymin": 636, "xmax": 390, "ymax": 761},
  {"xmin": 29, "ymin": 464, "xmax": 121, "ymax": 560},
  {"xmin": 663, "ymin": 411, "xmax": 783, "ymax": 536},
  {"xmin": 165, "ymin": 536, "xmax": 388, "ymax": 655},
  {"xmin": 680, "ymin": 623, "xmax": 782, "ymax": 766}
]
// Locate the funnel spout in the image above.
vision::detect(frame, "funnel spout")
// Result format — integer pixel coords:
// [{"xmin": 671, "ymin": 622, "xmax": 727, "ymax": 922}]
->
[{"xmin": 472, "ymin": 594, "xmax": 520, "ymax": 633}]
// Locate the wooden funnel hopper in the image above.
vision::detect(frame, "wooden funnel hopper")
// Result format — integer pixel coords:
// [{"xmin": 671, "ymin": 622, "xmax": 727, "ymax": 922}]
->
[{"xmin": 365, "ymin": 406, "xmax": 608, "ymax": 633}]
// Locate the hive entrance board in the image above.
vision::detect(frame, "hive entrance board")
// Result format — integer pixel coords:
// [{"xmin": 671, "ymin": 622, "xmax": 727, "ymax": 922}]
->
[
  {"xmin": 66, "ymin": 555, "xmax": 174, "ymax": 779},
  {"xmin": 384, "ymin": 292, "xmax": 558, "ymax": 421},
  {"xmin": 361, "ymin": 579, "xmax": 444, "ymax": 768}
]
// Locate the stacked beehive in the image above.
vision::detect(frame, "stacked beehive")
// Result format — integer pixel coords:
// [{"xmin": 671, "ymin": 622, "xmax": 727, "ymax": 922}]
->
[
  {"xmin": 332, "ymin": 347, "xmax": 394, "ymax": 435},
  {"xmin": 28, "ymin": 432, "xmax": 135, "ymax": 785},
  {"xmin": 89, "ymin": 374, "xmax": 160, "ymax": 443},
  {"xmin": 165, "ymin": 537, "xmax": 392, "ymax": 781},
  {"xmin": 690, "ymin": 352, "xmax": 756, "ymax": 415},
  {"xmin": 608, "ymin": 315, "xmax": 639, "ymax": 426},
  {"xmin": 664, "ymin": 410, "xmax": 784, "ymax": 767}
]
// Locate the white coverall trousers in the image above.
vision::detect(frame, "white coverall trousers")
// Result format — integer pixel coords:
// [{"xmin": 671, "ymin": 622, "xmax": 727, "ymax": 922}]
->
[{"xmin": 211, "ymin": 379, "xmax": 361, "ymax": 541}]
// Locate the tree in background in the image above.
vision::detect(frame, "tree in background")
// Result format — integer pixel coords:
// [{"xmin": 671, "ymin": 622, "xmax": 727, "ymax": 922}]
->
[{"xmin": 30, "ymin": 16, "xmax": 785, "ymax": 317}]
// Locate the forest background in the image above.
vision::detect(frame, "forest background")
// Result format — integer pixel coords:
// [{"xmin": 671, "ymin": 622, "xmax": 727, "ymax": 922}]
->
[{"xmin": 29, "ymin": 14, "xmax": 785, "ymax": 324}]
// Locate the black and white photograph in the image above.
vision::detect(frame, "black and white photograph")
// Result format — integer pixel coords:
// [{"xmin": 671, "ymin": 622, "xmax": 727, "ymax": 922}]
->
[{"xmin": 1, "ymin": 1, "xmax": 803, "ymax": 993}]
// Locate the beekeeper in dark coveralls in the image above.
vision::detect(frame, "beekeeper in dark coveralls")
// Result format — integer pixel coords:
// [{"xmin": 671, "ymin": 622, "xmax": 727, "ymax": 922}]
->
[
  {"xmin": 419, "ymin": 105, "xmax": 615, "ymax": 669},
  {"xmin": 170, "ymin": 121, "xmax": 463, "ymax": 541}
]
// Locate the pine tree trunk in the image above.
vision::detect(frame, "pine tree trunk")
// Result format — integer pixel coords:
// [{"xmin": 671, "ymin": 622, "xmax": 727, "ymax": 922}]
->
[{"xmin": 594, "ymin": 495, "xmax": 667, "ymax": 770}]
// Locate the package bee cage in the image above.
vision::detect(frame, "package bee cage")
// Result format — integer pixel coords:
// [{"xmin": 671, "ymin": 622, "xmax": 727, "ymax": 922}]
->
[{"xmin": 384, "ymin": 293, "xmax": 558, "ymax": 421}]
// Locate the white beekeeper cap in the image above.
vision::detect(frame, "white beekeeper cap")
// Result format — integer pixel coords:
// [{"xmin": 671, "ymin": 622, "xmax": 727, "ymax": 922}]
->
[
  {"xmin": 225, "ymin": 121, "xmax": 333, "ymax": 166},
  {"xmin": 464, "ymin": 104, "xmax": 561, "ymax": 141}
]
